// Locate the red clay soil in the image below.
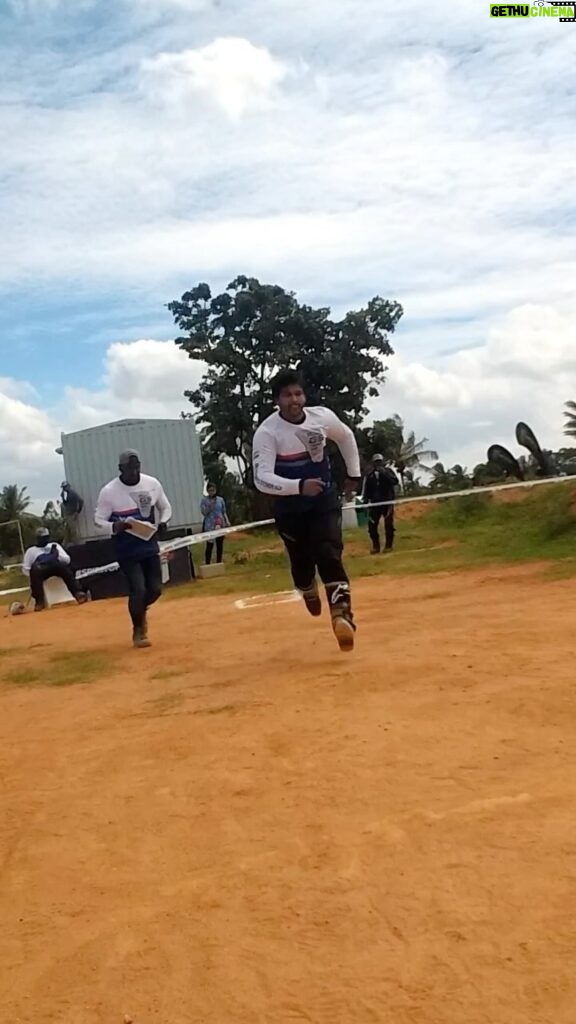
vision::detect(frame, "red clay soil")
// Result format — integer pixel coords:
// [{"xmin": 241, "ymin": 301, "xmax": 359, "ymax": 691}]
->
[{"xmin": 1, "ymin": 567, "xmax": 576, "ymax": 1024}]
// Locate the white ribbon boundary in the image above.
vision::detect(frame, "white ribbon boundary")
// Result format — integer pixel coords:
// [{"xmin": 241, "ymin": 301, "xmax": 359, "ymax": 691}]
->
[{"xmin": 2, "ymin": 475, "xmax": 573, "ymax": 593}]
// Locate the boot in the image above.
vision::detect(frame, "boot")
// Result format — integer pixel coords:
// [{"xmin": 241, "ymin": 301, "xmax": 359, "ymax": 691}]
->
[
  {"xmin": 133, "ymin": 626, "xmax": 152, "ymax": 649},
  {"xmin": 301, "ymin": 580, "xmax": 322, "ymax": 617},
  {"xmin": 327, "ymin": 583, "xmax": 356, "ymax": 653}
]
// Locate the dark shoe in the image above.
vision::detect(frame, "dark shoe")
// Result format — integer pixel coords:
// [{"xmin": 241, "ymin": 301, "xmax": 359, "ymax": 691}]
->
[
  {"xmin": 133, "ymin": 627, "xmax": 152, "ymax": 649},
  {"xmin": 370, "ymin": 546, "xmax": 380, "ymax": 555},
  {"xmin": 76, "ymin": 592, "xmax": 88, "ymax": 604},
  {"xmin": 34, "ymin": 602, "xmax": 46, "ymax": 613},
  {"xmin": 302, "ymin": 581, "xmax": 322, "ymax": 617},
  {"xmin": 331, "ymin": 611, "xmax": 356, "ymax": 653}
]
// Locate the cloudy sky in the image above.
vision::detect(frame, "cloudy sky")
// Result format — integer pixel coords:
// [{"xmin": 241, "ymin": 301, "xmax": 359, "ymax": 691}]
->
[{"xmin": 1, "ymin": 0, "xmax": 576, "ymax": 507}]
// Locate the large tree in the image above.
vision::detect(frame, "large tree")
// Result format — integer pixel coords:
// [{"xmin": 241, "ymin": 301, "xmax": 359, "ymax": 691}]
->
[
  {"xmin": 564, "ymin": 400, "xmax": 576, "ymax": 439},
  {"xmin": 169, "ymin": 277, "xmax": 403, "ymax": 489},
  {"xmin": 357, "ymin": 416, "xmax": 405, "ymax": 467}
]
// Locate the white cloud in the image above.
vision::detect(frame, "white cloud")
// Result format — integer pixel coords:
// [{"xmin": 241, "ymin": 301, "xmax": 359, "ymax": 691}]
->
[
  {"xmin": 374, "ymin": 302, "xmax": 576, "ymax": 471},
  {"xmin": 141, "ymin": 38, "xmax": 289, "ymax": 117},
  {"xmin": 10, "ymin": 0, "xmax": 208, "ymax": 9},
  {"xmin": 3, "ymin": 302, "xmax": 576, "ymax": 513},
  {"xmin": 0, "ymin": 388, "xmax": 60, "ymax": 495},
  {"xmin": 0, "ymin": 340, "xmax": 203, "ymax": 508},
  {"xmin": 64, "ymin": 338, "xmax": 204, "ymax": 428},
  {"xmin": 2, "ymin": 0, "xmax": 576, "ymax": 501}
]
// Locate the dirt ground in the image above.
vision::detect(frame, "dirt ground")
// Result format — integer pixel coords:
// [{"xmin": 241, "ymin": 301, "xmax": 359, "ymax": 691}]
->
[{"xmin": 2, "ymin": 567, "xmax": 576, "ymax": 1024}]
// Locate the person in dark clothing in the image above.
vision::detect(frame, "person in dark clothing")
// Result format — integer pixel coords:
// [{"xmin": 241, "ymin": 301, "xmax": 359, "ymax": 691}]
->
[
  {"xmin": 252, "ymin": 370, "xmax": 361, "ymax": 653},
  {"xmin": 94, "ymin": 450, "xmax": 172, "ymax": 649},
  {"xmin": 60, "ymin": 481, "xmax": 84, "ymax": 517},
  {"xmin": 362, "ymin": 454, "xmax": 399, "ymax": 553},
  {"xmin": 23, "ymin": 528, "xmax": 87, "ymax": 610}
]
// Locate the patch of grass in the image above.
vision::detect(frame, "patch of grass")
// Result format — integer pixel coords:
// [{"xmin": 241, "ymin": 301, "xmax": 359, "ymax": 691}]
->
[
  {"xmin": 539, "ymin": 559, "xmax": 576, "ymax": 581},
  {"xmin": 0, "ymin": 566, "xmax": 28, "ymax": 605},
  {"xmin": 162, "ymin": 484, "xmax": 576, "ymax": 598},
  {"xmin": 1, "ymin": 649, "xmax": 116, "ymax": 688}
]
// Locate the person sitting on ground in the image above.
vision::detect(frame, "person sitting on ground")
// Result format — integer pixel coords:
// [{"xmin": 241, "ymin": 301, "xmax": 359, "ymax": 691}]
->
[
  {"xmin": 200, "ymin": 482, "xmax": 230, "ymax": 565},
  {"xmin": 22, "ymin": 528, "xmax": 87, "ymax": 611},
  {"xmin": 362, "ymin": 454, "xmax": 400, "ymax": 554}
]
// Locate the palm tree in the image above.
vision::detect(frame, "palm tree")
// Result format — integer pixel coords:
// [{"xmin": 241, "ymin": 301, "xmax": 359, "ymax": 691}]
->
[
  {"xmin": 0, "ymin": 484, "xmax": 31, "ymax": 523},
  {"xmin": 564, "ymin": 400, "xmax": 576, "ymax": 439},
  {"xmin": 361, "ymin": 414, "xmax": 438, "ymax": 489},
  {"xmin": 0, "ymin": 485, "xmax": 36, "ymax": 558},
  {"xmin": 429, "ymin": 462, "xmax": 450, "ymax": 492},
  {"xmin": 394, "ymin": 421, "xmax": 439, "ymax": 490}
]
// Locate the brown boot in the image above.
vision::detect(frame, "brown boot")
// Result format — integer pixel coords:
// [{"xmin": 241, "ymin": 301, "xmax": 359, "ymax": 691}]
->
[
  {"xmin": 331, "ymin": 610, "xmax": 356, "ymax": 652},
  {"xmin": 133, "ymin": 626, "xmax": 152, "ymax": 649}
]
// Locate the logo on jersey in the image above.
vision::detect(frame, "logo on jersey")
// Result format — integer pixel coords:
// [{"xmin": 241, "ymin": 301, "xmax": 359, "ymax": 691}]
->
[
  {"xmin": 132, "ymin": 491, "xmax": 153, "ymax": 518},
  {"xmin": 295, "ymin": 427, "xmax": 326, "ymax": 463}
]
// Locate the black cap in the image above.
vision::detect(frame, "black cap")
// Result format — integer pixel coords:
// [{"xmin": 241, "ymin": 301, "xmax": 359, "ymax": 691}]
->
[{"xmin": 119, "ymin": 449, "xmax": 140, "ymax": 466}]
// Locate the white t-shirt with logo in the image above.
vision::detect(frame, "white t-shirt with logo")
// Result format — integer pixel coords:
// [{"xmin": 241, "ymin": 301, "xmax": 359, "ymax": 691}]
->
[
  {"xmin": 252, "ymin": 407, "xmax": 361, "ymax": 498},
  {"xmin": 94, "ymin": 474, "xmax": 172, "ymax": 559}
]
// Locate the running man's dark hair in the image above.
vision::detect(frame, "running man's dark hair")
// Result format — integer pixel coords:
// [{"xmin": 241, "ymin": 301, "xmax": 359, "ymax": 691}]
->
[{"xmin": 271, "ymin": 368, "xmax": 305, "ymax": 401}]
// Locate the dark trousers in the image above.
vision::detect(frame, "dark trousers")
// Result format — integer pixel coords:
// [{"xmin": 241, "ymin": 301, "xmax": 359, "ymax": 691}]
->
[
  {"xmin": 30, "ymin": 562, "xmax": 80, "ymax": 607},
  {"xmin": 205, "ymin": 538, "xmax": 224, "ymax": 564},
  {"xmin": 275, "ymin": 494, "xmax": 352, "ymax": 612},
  {"xmin": 368, "ymin": 505, "xmax": 395, "ymax": 551},
  {"xmin": 119, "ymin": 555, "xmax": 163, "ymax": 629}
]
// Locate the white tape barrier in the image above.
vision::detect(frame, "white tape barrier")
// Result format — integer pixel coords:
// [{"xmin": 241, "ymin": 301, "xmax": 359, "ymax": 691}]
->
[
  {"xmin": 159, "ymin": 473, "xmax": 574, "ymax": 557},
  {"xmin": 1, "ymin": 475, "xmax": 573, "ymax": 596}
]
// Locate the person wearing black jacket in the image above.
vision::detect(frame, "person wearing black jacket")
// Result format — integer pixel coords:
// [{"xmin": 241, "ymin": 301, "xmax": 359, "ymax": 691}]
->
[{"xmin": 362, "ymin": 454, "xmax": 399, "ymax": 553}]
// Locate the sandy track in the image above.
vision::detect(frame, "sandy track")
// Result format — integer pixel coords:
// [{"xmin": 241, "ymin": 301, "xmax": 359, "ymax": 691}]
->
[{"xmin": 1, "ymin": 567, "xmax": 576, "ymax": 1024}]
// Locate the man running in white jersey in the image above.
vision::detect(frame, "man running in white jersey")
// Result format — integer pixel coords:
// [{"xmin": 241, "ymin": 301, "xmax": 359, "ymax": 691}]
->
[
  {"xmin": 95, "ymin": 450, "xmax": 172, "ymax": 648},
  {"xmin": 252, "ymin": 369, "xmax": 361, "ymax": 652}
]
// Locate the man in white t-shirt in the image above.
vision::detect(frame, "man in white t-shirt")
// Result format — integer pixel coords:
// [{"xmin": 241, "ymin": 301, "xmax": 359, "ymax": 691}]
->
[
  {"xmin": 23, "ymin": 527, "xmax": 87, "ymax": 611},
  {"xmin": 94, "ymin": 450, "xmax": 172, "ymax": 648},
  {"xmin": 252, "ymin": 369, "xmax": 361, "ymax": 652}
]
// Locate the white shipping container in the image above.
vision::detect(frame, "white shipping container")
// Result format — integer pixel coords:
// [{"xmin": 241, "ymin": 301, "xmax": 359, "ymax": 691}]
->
[{"xmin": 59, "ymin": 418, "xmax": 205, "ymax": 541}]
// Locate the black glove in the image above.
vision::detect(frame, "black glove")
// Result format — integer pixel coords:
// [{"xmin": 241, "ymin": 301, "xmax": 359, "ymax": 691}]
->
[{"xmin": 157, "ymin": 522, "xmax": 169, "ymax": 540}]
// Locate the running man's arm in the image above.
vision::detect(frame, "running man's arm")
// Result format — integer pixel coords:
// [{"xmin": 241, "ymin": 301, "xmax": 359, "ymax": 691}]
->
[
  {"xmin": 322, "ymin": 410, "xmax": 362, "ymax": 480},
  {"xmin": 155, "ymin": 483, "xmax": 172, "ymax": 525},
  {"xmin": 94, "ymin": 487, "xmax": 115, "ymax": 535},
  {"xmin": 252, "ymin": 428, "xmax": 301, "ymax": 496}
]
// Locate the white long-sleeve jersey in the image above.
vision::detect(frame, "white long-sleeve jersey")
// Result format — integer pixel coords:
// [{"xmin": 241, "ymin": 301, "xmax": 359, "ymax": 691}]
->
[
  {"xmin": 94, "ymin": 473, "xmax": 172, "ymax": 560},
  {"xmin": 252, "ymin": 407, "xmax": 361, "ymax": 500}
]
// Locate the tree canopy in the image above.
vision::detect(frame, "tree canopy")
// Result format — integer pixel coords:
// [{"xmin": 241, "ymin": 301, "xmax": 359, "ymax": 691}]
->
[
  {"xmin": 169, "ymin": 276, "xmax": 403, "ymax": 488},
  {"xmin": 357, "ymin": 415, "xmax": 438, "ymax": 488}
]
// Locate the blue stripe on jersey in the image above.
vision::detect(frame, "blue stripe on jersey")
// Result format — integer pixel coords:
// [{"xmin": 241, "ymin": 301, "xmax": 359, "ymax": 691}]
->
[
  {"xmin": 110, "ymin": 507, "xmax": 155, "ymax": 524},
  {"xmin": 274, "ymin": 454, "xmax": 331, "ymax": 483},
  {"xmin": 110, "ymin": 507, "xmax": 158, "ymax": 560}
]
